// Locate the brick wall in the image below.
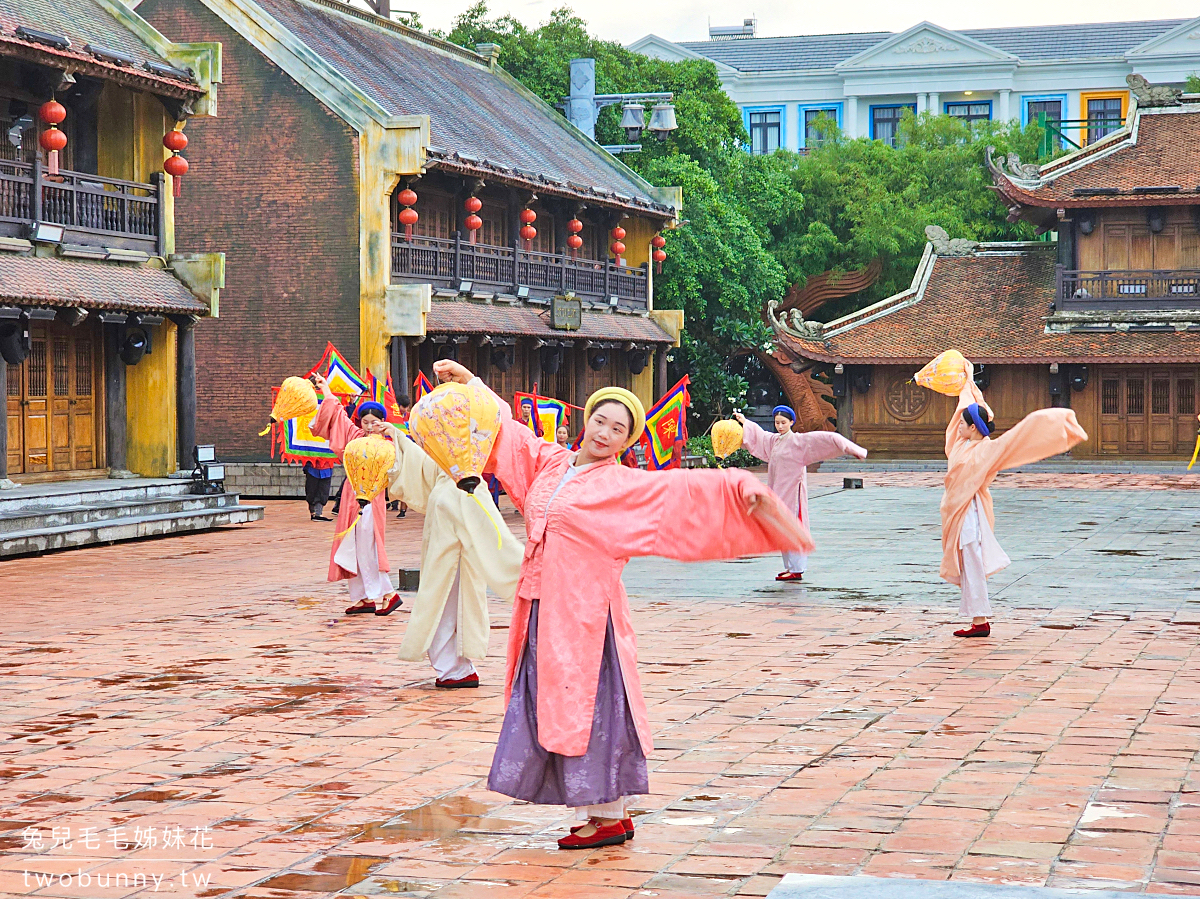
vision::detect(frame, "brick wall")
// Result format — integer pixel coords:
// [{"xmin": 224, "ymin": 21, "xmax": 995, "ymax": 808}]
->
[
  {"xmin": 139, "ymin": 0, "xmax": 361, "ymax": 460},
  {"xmin": 221, "ymin": 462, "xmax": 345, "ymax": 499}
]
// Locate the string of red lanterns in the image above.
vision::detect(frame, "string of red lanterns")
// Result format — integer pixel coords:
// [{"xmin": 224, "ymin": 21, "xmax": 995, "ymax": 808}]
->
[
  {"xmin": 463, "ymin": 196, "xmax": 482, "ymax": 244},
  {"xmin": 566, "ymin": 217, "xmax": 583, "ymax": 258},
  {"xmin": 398, "ymin": 186, "xmax": 418, "ymax": 241},
  {"xmin": 652, "ymin": 233, "xmax": 667, "ymax": 273},
  {"xmin": 38, "ymin": 100, "xmax": 66, "ymax": 176},
  {"xmin": 519, "ymin": 207, "xmax": 537, "ymax": 251},
  {"xmin": 610, "ymin": 225, "xmax": 626, "ymax": 265},
  {"xmin": 163, "ymin": 127, "xmax": 188, "ymax": 197}
]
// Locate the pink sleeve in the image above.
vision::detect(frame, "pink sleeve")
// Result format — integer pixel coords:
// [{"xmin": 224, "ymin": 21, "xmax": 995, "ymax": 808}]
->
[
  {"xmin": 310, "ymin": 398, "xmax": 362, "ymax": 456},
  {"xmin": 794, "ymin": 431, "xmax": 867, "ymax": 465},
  {"xmin": 484, "ymin": 381, "xmax": 570, "ymax": 516},
  {"xmin": 607, "ymin": 467, "xmax": 813, "ymax": 561},
  {"xmin": 975, "ymin": 408, "xmax": 1087, "ymax": 476},
  {"xmin": 740, "ymin": 419, "xmax": 777, "ymax": 463}
]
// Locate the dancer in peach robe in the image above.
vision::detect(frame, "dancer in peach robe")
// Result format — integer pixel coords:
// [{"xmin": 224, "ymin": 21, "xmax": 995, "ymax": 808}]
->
[
  {"xmin": 735, "ymin": 406, "xmax": 867, "ymax": 581},
  {"xmin": 432, "ymin": 359, "xmax": 811, "ymax": 852},
  {"xmin": 941, "ymin": 365, "xmax": 1087, "ymax": 638},
  {"xmin": 310, "ymin": 372, "xmax": 401, "ymax": 618}
]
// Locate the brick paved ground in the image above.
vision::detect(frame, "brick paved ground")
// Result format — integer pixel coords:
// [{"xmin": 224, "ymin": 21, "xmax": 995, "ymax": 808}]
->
[{"xmin": 1, "ymin": 472, "xmax": 1198, "ymax": 899}]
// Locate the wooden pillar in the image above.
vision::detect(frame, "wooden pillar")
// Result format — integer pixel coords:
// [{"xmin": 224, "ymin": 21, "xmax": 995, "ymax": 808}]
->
[
  {"xmin": 574, "ymin": 342, "xmax": 588, "ymax": 414},
  {"xmin": 174, "ymin": 316, "xmax": 197, "ymax": 470},
  {"xmin": 104, "ymin": 324, "xmax": 130, "ymax": 476},
  {"xmin": 654, "ymin": 346, "xmax": 668, "ymax": 400},
  {"xmin": 391, "ymin": 336, "xmax": 408, "ymax": 399},
  {"xmin": 0, "ymin": 357, "xmax": 8, "ymax": 484}
]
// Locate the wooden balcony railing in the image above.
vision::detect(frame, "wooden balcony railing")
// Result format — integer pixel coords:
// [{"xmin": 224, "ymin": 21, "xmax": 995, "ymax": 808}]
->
[
  {"xmin": 1057, "ymin": 266, "xmax": 1200, "ymax": 312},
  {"xmin": 391, "ymin": 233, "xmax": 649, "ymax": 309},
  {"xmin": 0, "ymin": 158, "xmax": 162, "ymax": 254}
]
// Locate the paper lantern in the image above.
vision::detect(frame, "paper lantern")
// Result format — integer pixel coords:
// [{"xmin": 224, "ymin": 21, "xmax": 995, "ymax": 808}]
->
[
  {"xmin": 271, "ymin": 376, "xmax": 318, "ymax": 422},
  {"xmin": 39, "ymin": 100, "xmax": 67, "ymax": 176},
  {"xmin": 408, "ymin": 380, "xmax": 501, "ymax": 492},
  {"xmin": 712, "ymin": 419, "xmax": 743, "ymax": 459},
  {"xmin": 342, "ymin": 435, "xmax": 396, "ymax": 504},
  {"xmin": 914, "ymin": 349, "xmax": 970, "ymax": 397}
]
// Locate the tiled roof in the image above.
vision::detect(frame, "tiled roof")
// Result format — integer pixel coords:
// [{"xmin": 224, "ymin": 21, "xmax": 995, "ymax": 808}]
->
[
  {"xmin": 778, "ymin": 245, "xmax": 1200, "ymax": 364},
  {"xmin": 252, "ymin": 0, "xmax": 666, "ymax": 213},
  {"xmin": 0, "ymin": 0, "xmax": 200, "ymax": 94},
  {"xmin": 677, "ymin": 19, "xmax": 1186, "ymax": 72},
  {"xmin": 426, "ymin": 301, "xmax": 673, "ymax": 344},
  {"xmin": 0, "ymin": 253, "xmax": 208, "ymax": 314},
  {"xmin": 992, "ymin": 107, "xmax": 1200, "ymax": 210}
]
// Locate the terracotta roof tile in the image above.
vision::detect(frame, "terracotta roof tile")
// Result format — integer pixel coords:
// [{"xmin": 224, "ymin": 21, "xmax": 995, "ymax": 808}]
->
[
  {"xmin": 779, "ymin": 245, "xmax": 1200, "ymax": 365},
  {"xmin": 427, "ymin": 300, "xmax": 672, "ymax": 343},
  {"xmin": 0, "ymin": 253, "xmax": 208, "ymax": 314}
]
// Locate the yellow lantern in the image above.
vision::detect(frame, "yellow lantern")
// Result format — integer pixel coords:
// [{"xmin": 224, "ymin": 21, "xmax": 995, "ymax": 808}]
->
[
  {"xmin": 260, "ymin": 376, "xmax": 319, "ymax": 436},
  {"xmin": 712, "ymin": 419, "xmax": 743, "ymax": 459},
  {"xmin": 342, "ymin": 435, "xmax": 396, "ymax": 505},
  {"xmin": 914, "ymin": 349, "xmax": 971, "ymax": 396},
  {"xmin": 408, "ymin": 381, "xmax": 501, "ymax": 492}
]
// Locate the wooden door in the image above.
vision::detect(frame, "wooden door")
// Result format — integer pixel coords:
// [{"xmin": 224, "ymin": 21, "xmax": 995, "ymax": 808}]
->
[
  {"xmin": 1098, "ymin": 366, "xmax": 1197, "ymax": 456},
  {"xmin": 6, "ymin": 361, "xmax": 21, "ymax": 474},
  {"xmin": 22, "ymin": 328, "xmax": 50, "ymax": 472}
]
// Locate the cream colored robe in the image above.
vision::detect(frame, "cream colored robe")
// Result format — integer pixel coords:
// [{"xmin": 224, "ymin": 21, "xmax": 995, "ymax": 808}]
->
[{"xmin": 384, "ymin": 427, "xmax": 523, "ymax": 662}]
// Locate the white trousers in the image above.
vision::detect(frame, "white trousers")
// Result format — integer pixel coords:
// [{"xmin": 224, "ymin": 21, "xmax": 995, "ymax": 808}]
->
[
  {"xmin": 781, "ymin": 550, "xmax": 808, "ymax": 573},
  {"xmin": 334, "ymin": 506, "xmax": 394, "ymax": 603},
  {"xmin": 427, "ymin": 570, "xmax": 476, "ymax": 681},
  {"xmin": 958, "ymin": 541, "xmax": 992, "ymax": 618},
  {"xmin": 575, "ymin": 798, "xmax": 627, "ymax": 820}
]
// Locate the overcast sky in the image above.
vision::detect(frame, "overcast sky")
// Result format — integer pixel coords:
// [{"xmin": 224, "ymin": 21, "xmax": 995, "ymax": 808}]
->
[{"xmin": 379, "ymin": 0, "xmax": 1198, "ymax": 46}]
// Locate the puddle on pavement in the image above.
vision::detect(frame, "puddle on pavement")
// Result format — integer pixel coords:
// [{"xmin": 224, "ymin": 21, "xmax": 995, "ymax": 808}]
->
[
  {"xmin": 117, "ymin": 789, "xmax": 184, "ymax": 803},
  {"xmin": 354, "ymin": 796, "xmax": 525, "ymax": 843},
  {"xmin": 294, "ymin": 597, "xmax": 324, "ymax": 610},
  {"xmin": 19, "ymin": 646, "xmax": 67, "ymax": 653},
  {"xmin": 1041, "ymin": 623, "xmax": 1078, "ymax": 630},
  {"xmin": 259, "ymin": 855, "xmax": 382, "ymax": 892},
  {"xmin": 1093, "ymin": 549, "xmax": 1149, "ymax": 557},
  {"xmin": 725, "ymin": 632, "xmax": 751, "ymax": 638},
  {"xmin": 279, "ymin": 684, "xmax": 345, "ymax": 697},
  {"xmin": 137, "ymin": 674, "xmax": 209, "ymax": 690}
]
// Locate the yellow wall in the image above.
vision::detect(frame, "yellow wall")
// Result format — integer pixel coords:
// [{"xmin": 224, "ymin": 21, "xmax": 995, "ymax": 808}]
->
[
  {"xmin": 632, "ymin": 366, "xmax": 653, "ymax": 410},
  {"xmin": 623, "ymin": 215, "xmax": 657, "ymax": 269},
  {"xmin": 96, "ymin": 83, "xmax": 168, "ymax": 183},
  {"xmin": 126, "ymin": 321, "xmax": 178, "ymax": 476}
]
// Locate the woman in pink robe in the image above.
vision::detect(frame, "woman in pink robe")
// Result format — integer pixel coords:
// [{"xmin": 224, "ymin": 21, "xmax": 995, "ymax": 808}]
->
[
  {"xmin": 734, "ymin": 406, "xmax": 867, "ymax": 581},
  {"xmin": 940, "ymin": 363, "xmax": 1087, "ymax": 638},
  {"xmin": 432, "ymin": 359, "xmax": 811, "ymax": 851},
  {"xmin": 309, "ymin": 373, "xmax": 401, "ymax": 617}
]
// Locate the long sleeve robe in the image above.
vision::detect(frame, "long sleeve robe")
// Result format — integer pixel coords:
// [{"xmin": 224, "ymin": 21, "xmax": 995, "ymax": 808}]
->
[
  {"xmin": 940, "ymin": 377, "xmax": 1088, "ymax": 585},
  {"xmin": 740, "ymin": 422, "xmax": 867, "ymax": 523},
  {"xmin": 384, "ymin": 429, "xmax": 523, "ymax": 662},
  {"xmin": 485, "ymin": 382, "xmax": 813, "ymax": 758},
  {"xmin": 310, "ymin": 398, "xmax": 389, "ymax": 582}
]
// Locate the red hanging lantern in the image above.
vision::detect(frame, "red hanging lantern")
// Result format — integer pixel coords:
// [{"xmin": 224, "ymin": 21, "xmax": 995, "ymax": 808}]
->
[
  {"xmin": 610, "ymin": 240, "xmax": 626, "ymax": 260},
  {"xmin": 653, "ymin": 248, "xmax": 667, "ymax": 273},
  {"xmin": 567, "ymin": 218, "xmax": 583, "ymax": 233},
  {"xmin": 464, "ymin": 196, "xmax": 482, "ymax": 214},
  {"xmin": 163, "ymin": 127, "xmax": 189, "ymax": 196},
  {"xmin": 651, "ymin": 234, "xmax": 666, "ymax": 249},
  {"xmin": 520, "ymin": 207, "xmax": 537, "ymax": 225},
  {"xmin": 398, "ymin": 187, "xmax": 418, "ymax": 241},
  {"xmin": 520, "ymin": 224, "xmax": 537, "ymax": 250},
  {"xmin": 39, "ymin": 100, "xmax": 67, "ymax": 176},
  {"xmin": 652, "ymin": 234, "xmax": 667, "ymax": 273},
  {"xmin": 611, "ymin": 225, "xmax": 626, "ymax": 241},
  {"xmin": 464, "ymin": 197, "xmax": 482, "ymax": 244},
  {"xmin": 566, "ymin": 233, "xmax": 583, "ymax": 257}
]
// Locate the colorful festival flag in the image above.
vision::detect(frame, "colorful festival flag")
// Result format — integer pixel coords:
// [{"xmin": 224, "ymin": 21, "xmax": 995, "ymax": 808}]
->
[
  {"xmin": 640, "ymin": 375, "xmax": 691, "ymax": 470},
  {"xmin": 515, "ymin": 392, "xmax": 569, "ymax": 442},
  {"xmin": 307, "ymin": 342, "xmax": 368, "ymax": 401},
  {"xmin": 413, "ymin": 371, "xmax": 434, "ymax": 404},
  {"xmin": 368, "ymin": 372, "xmax": 406, "ymax": 423}
]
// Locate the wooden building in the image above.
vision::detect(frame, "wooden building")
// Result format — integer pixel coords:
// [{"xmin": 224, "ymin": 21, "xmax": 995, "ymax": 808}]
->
[
  {"xmin": 139, "ymin": 0, "xmax": 683, "ymax": 460},
  {"xmin": 771, "ymin": 83, "xmax": 1200, "ymax": 458},
  {"xmin": 0, "ymin": 0, "xmax": 222, "ymax": 483}
]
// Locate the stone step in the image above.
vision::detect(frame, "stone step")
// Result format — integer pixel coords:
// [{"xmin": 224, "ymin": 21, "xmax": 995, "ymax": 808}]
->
[
  {"xmin": 0, "ymin": 492, "xmax": 240, "ymax": 535},
  {"xmin": 0, "ymin": 478, "xmax": 190, "ymax": 514},
  {"xmin": 0, "ymin": 504, "xmax": 266, "ymax": 558}
]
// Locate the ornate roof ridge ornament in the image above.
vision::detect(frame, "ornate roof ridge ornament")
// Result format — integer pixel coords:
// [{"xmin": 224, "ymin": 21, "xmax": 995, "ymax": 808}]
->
[
  {"xmin": 767, "ymin": 298, "xmax": 823, "ymax": 341},
  {"xmin": 924, "ymin": 224, "xmax": 979, "ymax": 256},
  {"xmin": 1126, "ymin": 74, "xmax": 1182, "ymax": 109},
  {"xmin": 985, "ymin": 145, "xmax": 1040, "ymax": 184}
]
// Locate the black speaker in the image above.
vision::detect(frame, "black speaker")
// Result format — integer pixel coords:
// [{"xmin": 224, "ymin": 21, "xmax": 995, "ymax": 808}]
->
[
  {"xmin": 436, "ymin": 342, "xmax": 458, "ymax": 361},
  {"xmin": 588, "ymin": 348, "xmax": 608, "ymax": 371},
  {"xmin": 973, "ymin": 364, "xmax": 991, "ymax": 391},
  {"xmin": 119, "ymin": 328, "xmax": 149, "ymax": 366},
  {"xmin": 627, "ymin": 348, "xmax": 648, "ymax": 374},
  {"xmin": 0, "ymin": 323, "xmax": 29, "ymax": 364},
  {"xmin": 852, "ymin": 367, "xmax": 871, "ymax": 394},
  {"xmin": 540, "ymin": 345, "xmax": 561, "ymax": 375},
  {"xmin": 1070, "ymin": 365, "xmax": 1089, "ymax": 392},
  {"xmin": 491, "ymin": 345, "xmax": 512, "ymax": 372}
]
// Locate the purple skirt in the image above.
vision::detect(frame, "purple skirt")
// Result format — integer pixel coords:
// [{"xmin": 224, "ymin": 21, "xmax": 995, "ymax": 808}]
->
[{"xmin": 487, "ymin": 599, "xmax": 648, "ymax": 807}]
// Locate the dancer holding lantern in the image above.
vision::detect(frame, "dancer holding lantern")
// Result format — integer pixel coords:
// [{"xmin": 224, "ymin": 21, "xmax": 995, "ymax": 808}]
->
[
  {"xmin": 432, "ymin": 358, "xmax": 811, "ymax": 851},
  {"xmin": 731, "ymin": 407, "xmax": 867, "ymax": 581},
  {"xmin": 310, "ymin": 371, "xmax": 403, "ymax": 617},
  {"xmin": 917, "ymin": 351, "xmax": 1088, "ymax": 638},
  {"xmin": 382, "ymin": 383, "xmax": 523, "ymax": 688}
]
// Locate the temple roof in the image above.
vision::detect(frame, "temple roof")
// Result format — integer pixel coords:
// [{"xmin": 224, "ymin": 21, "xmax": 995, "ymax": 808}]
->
[
  {"xmin": 426, "ymin": 300, "xmax": 674, "ymax": 344},
  {"xmin": 775, "ymin": 242, "xmax": 1200, "ymax": 365},
  {"xmin": 0, "ymin": 253, "xmax": 208, "ymax": 315}
]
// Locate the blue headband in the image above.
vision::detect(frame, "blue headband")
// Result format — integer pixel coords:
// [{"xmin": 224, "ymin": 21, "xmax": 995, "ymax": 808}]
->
[
  {"xmin": 965, "ymin": 403, "xmax": 991, "ymax": 437},
  {"xmin": 357, "ymin": 401, "xmax": 387, "ymax": 421},
  {"xmin": 772, "ymin": 405, "xmax": 796, "ymax": 421}
]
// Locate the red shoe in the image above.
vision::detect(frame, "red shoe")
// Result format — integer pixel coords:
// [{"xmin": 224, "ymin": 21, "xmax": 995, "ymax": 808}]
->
[
  {"xmin": 374, "ymin": 594, "xmax": 403, "ymax": 616},
  {"xmin": 435, "ymin": 673, "xmax": 479, "ymax": 688},
  {"xmin": 776, "ymin": 571, "xmax": 804, "ymax": 581},
  {"xmin": 345, "ymin": 601, "xmax": 375, "ymax": 615},
  {"xmin": 557, "ymin": 820, "xmax": 627, "ymax": 850},
  {"xmin": 953, "ymin": 622, "xmax": 991, "ymax": 638},
  {"xmin": 571, "ymin": 817, "xmax": 633, "ymax": 838}
]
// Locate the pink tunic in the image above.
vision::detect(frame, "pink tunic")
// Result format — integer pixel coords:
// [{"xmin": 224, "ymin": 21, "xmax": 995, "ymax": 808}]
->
[
  {"xmin": 487, "ymin": 390, "xmax": 813, "ymax": 758},
  {"xmin": 740, "ymin": 422, "xmax": 867, "ymax": 523},
  {"xmin": 310, "ymin": 398, "xmax": 390, "ymax": 582},
  {"xmin": 940, "ymin": 383, "xmax": 1087, "ymax": 585}
]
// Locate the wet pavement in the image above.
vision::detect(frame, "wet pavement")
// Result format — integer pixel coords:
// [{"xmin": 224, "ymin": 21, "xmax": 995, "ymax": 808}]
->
[{"xmin": 1, "ymin": 471, "xmax": 1198, "ymax": 898}]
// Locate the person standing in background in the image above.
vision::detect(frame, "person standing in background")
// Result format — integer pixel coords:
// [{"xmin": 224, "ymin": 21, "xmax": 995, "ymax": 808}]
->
[{"xmin": 304, "ymin": 460, "xmax": 333, "ymax": 521}]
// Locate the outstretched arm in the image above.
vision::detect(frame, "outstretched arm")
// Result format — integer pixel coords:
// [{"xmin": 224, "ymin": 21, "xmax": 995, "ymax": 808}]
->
[
  {"xmin": 794, "ymin": 430, "xmax": 868, "ymax": 465},
  {"xmin": 970, "ymin": 408, "xmax": 1087, "ymax": 476},
  {"xmin": 945, "ymin": 362, "xmax": 991, "ymax": 458},
  {"xmin": 737, "ymin": 417, "xmax": 778, "ymax": 463}
]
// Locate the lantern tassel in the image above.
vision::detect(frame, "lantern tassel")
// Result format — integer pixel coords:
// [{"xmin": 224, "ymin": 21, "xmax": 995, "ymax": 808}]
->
[
  {"xmin": 469, "ymin": 230, "xmax": 476, "ymax": 245},
  {"xmin": 173, "ymin": 174, "xmax": 182, "ymax": 197},
  {"xmin": 48, "ymin": 150, "xmax": 59, "ymax": 177},
  {"xmin": 405, "ymin": 224, "xmax": 413, "ymax": 241},
  {"xmin": 657, "ymin": 260, "xmax": 663, "ymax": 274}
]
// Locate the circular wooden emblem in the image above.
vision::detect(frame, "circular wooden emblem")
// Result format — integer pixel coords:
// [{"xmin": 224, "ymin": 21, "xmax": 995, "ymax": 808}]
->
[{"xmin": 884, "ymin": 376, "xmax": 929, "ymax": 421}]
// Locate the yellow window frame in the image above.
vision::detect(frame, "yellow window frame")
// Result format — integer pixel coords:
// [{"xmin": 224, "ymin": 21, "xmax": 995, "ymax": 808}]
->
[{"xmin": 1079, "ymin": 90, "xmax": 1128, "ymax": 145}]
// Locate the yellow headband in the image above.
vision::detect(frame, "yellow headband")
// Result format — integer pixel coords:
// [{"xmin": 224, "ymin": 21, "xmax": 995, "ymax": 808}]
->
[{"xmin": 584, "ymin": 387, "xmax": 646, "ymax": 449}]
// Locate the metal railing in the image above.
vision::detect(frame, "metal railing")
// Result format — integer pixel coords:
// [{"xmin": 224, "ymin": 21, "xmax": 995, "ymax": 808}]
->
[
  {"xmin": 1058, "ymin": 266, "xmax": 1200, "ymax": 311},
  {"xmin": 391, "ymin": 232, "xmax": 649, "ymax": 307},
  {"xmin": 0, "ymin": 158, "xmax": 162, "ymax": 254},
  {"xmin": 1036, "ymin": 113, "xmax": 1125, "ymax": 159}
]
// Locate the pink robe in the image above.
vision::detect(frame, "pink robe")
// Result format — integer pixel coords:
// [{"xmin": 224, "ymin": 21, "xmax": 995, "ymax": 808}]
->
[
  {"xmin": 740, "ymin": 422, "xmax": 867, "ymax": 523},
  {"xmin": 940, "ymin": 382, "xmax": 1087, "ymax": 585},
  {"xmin": 310, "ymin": 398, "xmax": 390, "ymax": 582},
  {"xmin": 487, "ymin": 387, "xmax": 813, "ymax": 758}
]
